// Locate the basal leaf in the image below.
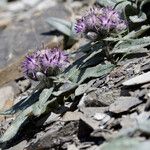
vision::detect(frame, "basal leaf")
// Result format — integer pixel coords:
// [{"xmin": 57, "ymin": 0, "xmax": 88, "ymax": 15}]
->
[
  {"xmin": 96, "ymin": 0, "xmax": 131, "ymax": 11},
  {"xmin": 0, "ymin": 82, "xmax": 45, "ymax": 115},
  {"xmin": 46, "ymin": 17, "xmax": 73, "ymax": 37},
  {"xmin": 32, "ymin": 87, "xmax": 54, "ymax": 116},
  {"xmin": 0, "ymin": 88, "xmax": 54, "ymax": 143},
  {"xmin": 0, "ymin": 110, "xmax": 29, "ymax": 143},
  {"xmin": 111, "ymin": 36, "xmax": 150, "ymax": 53},
  {"xmin": 124, "ymin": 25, "xmax": 150, "ymax": 39},
  {"xmin": 78, "ymin": 64, "xmax": 115, "ymax": 84},
  {"xmin": 53, "ymin": 83, "xmax": 77, "ymax": 97},
  {"xmin": 129, "ymin": 12, "xmax": 147, "ymax": 23}
]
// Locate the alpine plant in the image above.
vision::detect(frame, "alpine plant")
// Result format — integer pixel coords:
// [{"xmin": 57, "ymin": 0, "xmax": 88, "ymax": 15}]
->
[
  {"xmin": 75, "ymin": 6, "xmax": 127, "ymax": 40},
  {"xmin": 22, "ymin": 48, "xmax": 69, "ymax": 81}
]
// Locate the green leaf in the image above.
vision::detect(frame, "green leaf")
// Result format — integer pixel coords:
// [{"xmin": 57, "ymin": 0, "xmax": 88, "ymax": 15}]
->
[
  {"xmin": 46, "ymin": 17, "xmax": 74, "ymax": 37},
  {"xmin": 124, "ymin": 25, "xmax": 150, "ymax": 39},
  {"xmin": 0, "ymin": 82, "xmax": 45, "ymax": 115},
  {"xmin": 78, "ymin": 63, "xmax": 115, "ymax": 84},
  {"xmin": 32, "ymin": 87, "xmax": 54, "ymax": 116},
  {"xmin": 129, "ymin": 12, "xmax": 147, "ymax": 23},
  {"xmin": 0, "ymin": 110, "xmax": 29, "ymax": 143},
  {"xmin": 96, "ymin": 0, "xmax": 131, "ymax": 11},
  {"xmin": 111, "ymin": 36, "xmax": 150, "ymax": 53},
  {"xmin": 0, "ymin": 88, "xmax": 54, "ymax": 143},
  {"xmin": 75, "ymin": 83, "xmax": 96, "ymax": 96},
  {"xmin": 53, "ymin": 83, "xmax": 77, "ymax": 97}
]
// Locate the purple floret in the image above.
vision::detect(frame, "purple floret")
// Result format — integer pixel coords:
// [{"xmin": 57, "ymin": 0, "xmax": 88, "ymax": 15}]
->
[
  {"xmin": 22, "ymin": 48, "xmax": 69, "ymax": 80},
  {"xmin": 22, "ymin": 53, "xmax": 40, "ymax": 80},
  {"xmin": 75, "ymin": 6, "xmax": 127, "ymax": 38},
  {"xmin": 40, "ymin": 48, "xmax": 69, "ymax": 75}
]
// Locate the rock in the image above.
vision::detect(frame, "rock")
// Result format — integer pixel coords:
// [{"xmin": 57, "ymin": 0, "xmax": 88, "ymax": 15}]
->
[
  {"xmin": 35, "ymin": 0, "xmax": 57, "ymax": 11},
  {"xmin": 0, "ymin": 86, "xmax": 15, "ymax": 111},
  {"xmin": 27, "ymin": 121, "xmax": 78, "ymax": 150},
  {"xmin": 80, "ymin": 116, "xmax": 100, "ymax": 130},
  {"xmin": 78, "ymin": 90, "xmax": 117, "ymax": 108},
  {"xmin": 122, "ymin": 72, "xmax": 150, "ymax": 86},
  {"xmin": 80, "ymin": 107, "xmax": 109, "ymax": 117},
  {"xmin": 67, "ymin": 144, "xmax": 78, "ymax": 150},
  {"xmin": 90, "ymin": 129, "xmax": 113, "ymax": 140},
  {"xmin": 6, "ymin": 140, "xmax": 27, "ymax": 150},
  {"xmin": 0, "ymin": 57, "xmax": 24, "ymax": 86},
  {"xmin": 120, "ymin": 117, "xmax": 137, "ymax": 128},
  {"xmin": 22, "ymin": 0, "xmax": 41, "ymax": 7},
  {"xmin": 7, "ymin": 1, "xmax": 25, "ymax": 12},
  {"xmin": 93, "ymin": 113, "xmax": 107, "ymax": 121},
  {"xmin": 0, "ymin": 18, "xmax": 11, "ymax": 30},
  {"xmin": 0, "ymin": 0, "xmax": 7, "ymax": 9},
  {"xmin": 17, "ymin": 79, "xmax": 31, "ymax": 92},
  {"xmin": 0, "ymin": 4, "xmax": 71, "ymax": 69},
  {"xmin": 109, "ymin": 97, "xmax": 142, "ymax": 113},
  {"xmin": 136, "ymin": 112, "xmax": 150, "ymax": 123},
  {"xmin": 62, "ymin": 111, "xmax": 83, "ymax": 121},
  {"xmin": 99, "ymin": 115, "xmax": 111, "ymax": 126}
]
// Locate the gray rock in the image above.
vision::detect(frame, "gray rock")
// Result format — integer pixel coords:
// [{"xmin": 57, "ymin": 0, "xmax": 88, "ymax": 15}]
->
[
  {"xmin": 80, "ymin": 107, "xmax": 109, "ymax": 117},
  {"xmin": 93, "ymin": 113, "xmax": 106, "ymax": 121},
  {"xmin": 17, "ymin": 79, "xmax": 31, "ymax": 92},
  {"xmin": 80, "ymin": 116, "xmax": 100, "ymax": 130},
  {"xmin": 67, "ymin": 144, "xmax": 78, "ymax": 150},
  {"xmin": 0, "ymin": 4, "xmax": 71, "ymax": 69},
  {"xmin": 6, "ymin": 140, "xmax": 27, "ymax": 150},
  {"xmin": 0, "ymin": 86, "xmax": 15, "ymax": 110},
  {"xmin": 35, "ymin": 0, "xmax": 57, "ymax": 11},
  {"xmin": 62, "ymin": 111, "xmax": 83, "ymax": 121},
  {"xmin": 109, "ymin": 97, "xmax": 142, "ymax": 113},
  {"xmin": 7, "ymin": 1, "xmax": 25, "ymax": 12},
  {"xmin": 22, "ymin": 0, "xmax": 41, "ymax": 7},
  {"xmin": 122, "ymin": 72, "xmax": 150, "ymax": 86}
]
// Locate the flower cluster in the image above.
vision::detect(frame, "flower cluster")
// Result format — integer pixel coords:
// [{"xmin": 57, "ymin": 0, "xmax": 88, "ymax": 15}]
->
[
  {"xmin": 75, "ymin": 6, "xmax": 127, "ymax": 39},
  {"xmin": 22, "ymin": 48, "xmax": 69, "ymax": 80}
]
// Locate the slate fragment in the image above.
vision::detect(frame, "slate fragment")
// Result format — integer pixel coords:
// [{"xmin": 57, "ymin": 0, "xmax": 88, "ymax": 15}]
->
[{"xmin": 109, "ymin": 97, "xmax": 142, "ymax": 113}]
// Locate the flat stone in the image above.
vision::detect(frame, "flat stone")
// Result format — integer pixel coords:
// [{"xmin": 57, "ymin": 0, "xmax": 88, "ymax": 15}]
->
[
  {"xmin": 109, "ymin": 97, "xmax": 142, "ymax": 113},
  {"xmin": 62, "ymin": 111, "xmax": 83, "ymax": 121},
  {"xmin": 17, "ymin": 79, "xmax": 31, "ymax": 92},
  {"xmin": 80, "ymin": 116, "xmax": 100, "ymax": 130},
  {"xmin": 6, "ymin": 140, "xmax": 27, "ymax": 150},
  {"xmin": 26, "ymin": 121, "xmax": 78, "ymax": 150},
  {"xmin": 0, "ymin": 4, "xmax": 71, "ymax": 69},
  {"xmin": 67, "ymin": 144, "xmax": 78, "ymax": 150},
  {"xmin": 93, "ymin": 113, "xmax": 107, "ymax": 121},
  {"xmin": 0, "ymin": 86, "xmax": 15, "ymax": 111},
  {"xmin": 0, "ymin": 18, "xmax": 11, "ymax": 30},
  {"xmin": 7, "ymin": 1, "xmax": 25, "ymax": 12},
  {"xmin": 22, "ymin": 0, "xmax": 41, "ymax": 7},
  {"xmin": 35, "ymin": 0, "xmax": 57, "ymax": 11},
  {"xmin": 80, "ymin": 107, "xmax": 109, "ymax": 117},
  {"xmin": 123, "ymin": 71, "xmax": 150, "ymax": 86}
]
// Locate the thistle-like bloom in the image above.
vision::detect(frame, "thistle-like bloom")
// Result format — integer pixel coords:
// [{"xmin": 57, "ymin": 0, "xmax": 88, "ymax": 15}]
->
[
  {"xmin": 22, "ymin": 48, "xmax": 69, "ymax": 80},
  {"xmin": 22, "ymin": 53, "xmax": 41, "ymax": 80},
  {"xmin": 40, "ymin": 48, "xmax": 69, "ymax": 76},
  {"xmin": 75, "ymin": 6, "xmax": 127, "ymax": 39}
]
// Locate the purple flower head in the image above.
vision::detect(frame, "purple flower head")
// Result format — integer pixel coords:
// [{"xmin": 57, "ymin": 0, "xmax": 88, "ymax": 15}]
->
[
  {"xmin": 75, "ymin": 6, "xmax": 127, "ymax": 39},
  {"xmin": 40, "ymin": 48, "xmax": 69, "ymax": 76},
  {"xmin": 22, "ymin": 52, "xmax": 41, "ymax": 80},
  {"xmin": 22, "ymin": 48, "xmax": 69, "ymax": 80},
  {"xmin": 75, "ymin": 19, "xmax": 86, "ymax": 33}
]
